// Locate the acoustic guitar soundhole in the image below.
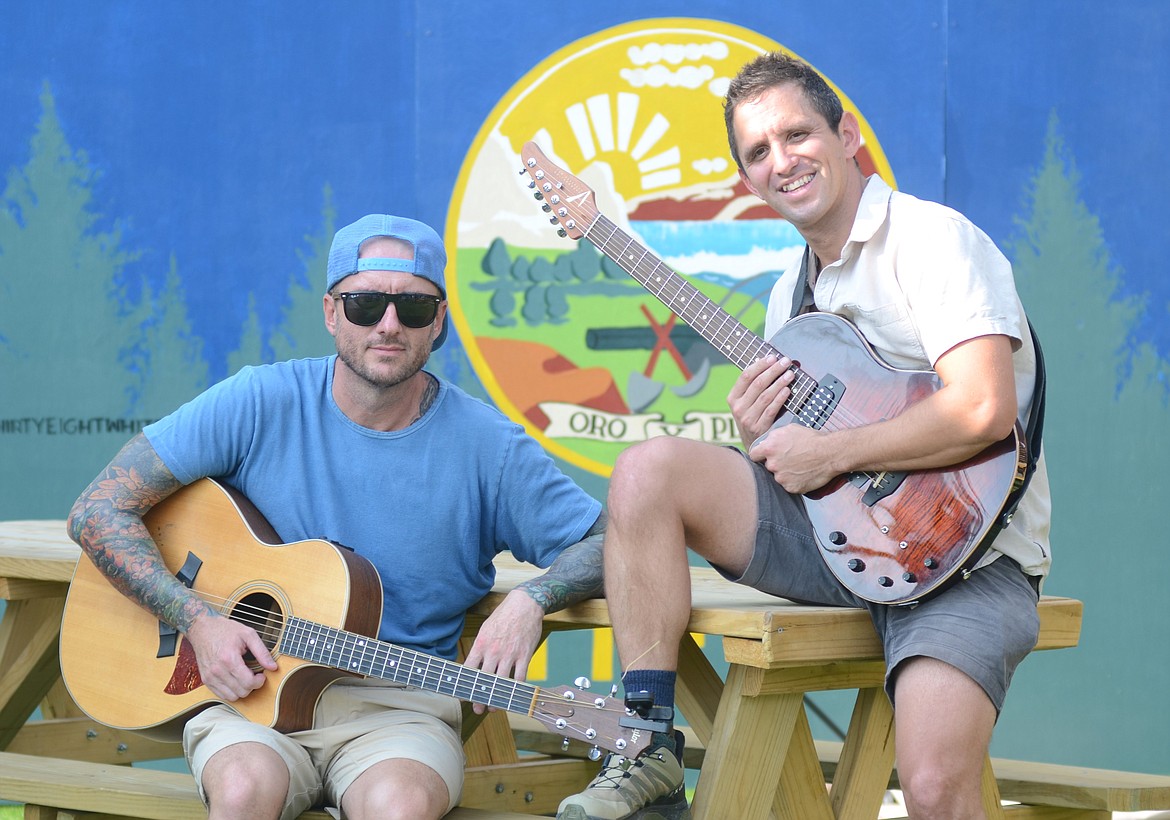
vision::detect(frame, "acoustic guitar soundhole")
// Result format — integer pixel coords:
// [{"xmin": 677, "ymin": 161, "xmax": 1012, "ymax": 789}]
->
[{"xmin": 231, "ymin": 591, "xmax": 285, "ymax": 671}]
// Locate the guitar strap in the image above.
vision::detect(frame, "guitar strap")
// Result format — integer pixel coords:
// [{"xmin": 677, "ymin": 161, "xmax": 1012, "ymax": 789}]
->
[
  {"xmin": 788, "ymin": 245, "xmax": 815, "ymax": 319},
  {"xmin": 997, "ymin": 319, "xmax": 1047, "ymax": 528},
  {"xmin": 784, "ymin": 244, "xmax": 1048, "ymax": 529}
]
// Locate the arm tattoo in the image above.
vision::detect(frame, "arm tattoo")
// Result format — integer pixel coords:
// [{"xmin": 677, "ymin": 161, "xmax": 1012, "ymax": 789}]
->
[
  {"xmin": 516, "ymin": 510, "xmax": 606, "ymax": 614},
  {"xmin": 66, "ymin": 433, "xmax": 212, "ymax": 632}
]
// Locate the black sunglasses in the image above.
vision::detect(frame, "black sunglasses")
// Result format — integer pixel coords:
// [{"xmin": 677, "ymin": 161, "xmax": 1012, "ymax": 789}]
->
[{"xmin": 334, "ymin": 291, "xmax": 442, "ymax": 328}]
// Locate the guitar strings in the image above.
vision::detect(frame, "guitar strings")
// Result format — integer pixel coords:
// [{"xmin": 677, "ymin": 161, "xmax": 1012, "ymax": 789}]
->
[
  {"xmin": 153, "ymin": 585, "xmax": 632, "ymax": 727},
  {"xmin": 555, "ymin": 189, "xmax": 874, "ymax": 432},
  {"xmin": 545, "ymin": 180, "xmax": 887, "ymax": 487}
]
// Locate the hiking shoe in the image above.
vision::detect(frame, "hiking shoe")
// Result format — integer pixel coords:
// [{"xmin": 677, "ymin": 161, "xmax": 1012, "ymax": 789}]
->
[{"xmin": 556, "ymin": 730, "xmax": 690, "ymax": 820}]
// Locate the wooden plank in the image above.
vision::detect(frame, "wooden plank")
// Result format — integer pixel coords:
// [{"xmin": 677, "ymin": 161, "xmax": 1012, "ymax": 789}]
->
[
  {"xmin": 462, "ymin": 758, "xmax": 595, "ymax": 814},
  {"xmin": 773, "ymin": 708, "xmax": 834, "ymax": 820},
  {"xmin": 463, "ymin": 709, "xmax": 521, "ymax": 769},
  {"xmin": 8, "ymin": 718, "xmax": 181, "ymax": 764},
  {"xmin": 991, "ymin": 757, "xmax": 1170, "ymax": 812},
  {"xmin": 983, "ymin": 750, "xmax": 1008, "ymax": 820},
  {"xmin": 828, "ymin": 686, "xmax": 896, "ymax": 820},
  {"xmin": 0, "ymin": 521, "xmax": 78, "ymax": 582},
  {"xmin": 689, "ymin": 664, "xmax": 799, "ymax": 820},
  {"xmin": 675, "ymin": 632, "xmax": 723, "ymax": 746},
  {"xmin": 884, "ymin": 808, "xmax": 1111, "ymax": 820},
  {"xmin": 0, "ymin": 525, "xmax": 1083, "ymax": 658},
  {"xmin": 0, "ymin": 752, "xmax": 207, "ymax": 820},
  {"xmin": 1000, "ymin": 807, "xmax": 1111, "ymax": 819},
  {"xmin": 1031, "ymin": 598, "xmax": 1084, "ymax": 651},
  {"xmin": 816, "ymin": 738, "xmax": 1170, "ymax": 813},
  {"xmin": 0, "ymin": 578, "xmax": 69, "ymax": 601},
  {"xmin": 0, "ymin": 596, "xmax": 66, "ymax": 749},
  {"xmin": 0, "ymin": 751, "xmax": 553, "ymax": 819},
  {"xmin": 735, "ymin": 659, "xmax": 887, "ymax": 694}
]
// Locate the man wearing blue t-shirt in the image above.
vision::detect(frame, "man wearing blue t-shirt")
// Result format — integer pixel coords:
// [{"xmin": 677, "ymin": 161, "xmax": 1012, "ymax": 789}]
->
[{"xmin": 67, "ymin": 214, "xmax": 606, "ymax": 820}]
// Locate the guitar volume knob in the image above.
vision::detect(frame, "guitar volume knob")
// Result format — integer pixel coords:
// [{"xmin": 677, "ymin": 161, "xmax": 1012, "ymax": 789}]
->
[
  {"xmin": 829, "ymin": 531, "xmax": 847, "ymax": 545},
  {"xmin": 878, "ymin": 576, "xmax": 893, "ymax": 587},
  {"xmin": 847, "ymin": 558, "xmax": 865, "ymax": 572}
]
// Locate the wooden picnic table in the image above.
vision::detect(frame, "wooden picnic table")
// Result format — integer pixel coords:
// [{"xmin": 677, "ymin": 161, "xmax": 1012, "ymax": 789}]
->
[{"xmin": 1, "ymin": 518, "xmax": 1084, "ymax": 819}]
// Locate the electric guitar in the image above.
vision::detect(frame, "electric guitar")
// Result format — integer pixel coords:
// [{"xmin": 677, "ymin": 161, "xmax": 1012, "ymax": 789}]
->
[
  {"xmin": 519, "ymin": 141, "xmax": 1028, "ymax": 605},
  {"xmin": 59, "ymin": 477, "xmax": 647, "ymax": 757}
]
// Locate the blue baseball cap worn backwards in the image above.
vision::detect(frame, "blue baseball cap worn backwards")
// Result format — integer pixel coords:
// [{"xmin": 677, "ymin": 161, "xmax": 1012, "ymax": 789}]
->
[{"xmin": 326, "ymin": 214, "xmax": 448, "ymax": 350}]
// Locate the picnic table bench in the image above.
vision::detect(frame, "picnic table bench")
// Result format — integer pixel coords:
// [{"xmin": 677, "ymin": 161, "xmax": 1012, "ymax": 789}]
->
[{"xmin": 2, "ymin": 517, "xmax": 1162, "ymax": 819}]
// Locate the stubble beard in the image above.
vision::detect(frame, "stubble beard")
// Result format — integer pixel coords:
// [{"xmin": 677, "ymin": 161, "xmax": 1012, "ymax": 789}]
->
[{"xmin": 335, "ymin": 334, "xmax": 431, "ymax": 391}]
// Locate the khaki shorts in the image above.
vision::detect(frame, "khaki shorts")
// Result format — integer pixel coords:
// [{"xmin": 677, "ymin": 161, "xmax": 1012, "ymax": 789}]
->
[{"xmin": 184, "ymin": 678, "xmax": 465, "ymax": 820}]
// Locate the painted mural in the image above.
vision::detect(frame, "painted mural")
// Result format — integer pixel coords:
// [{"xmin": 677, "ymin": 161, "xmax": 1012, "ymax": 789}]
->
[
  {"xmin": 1, "ymin": 2, "xmax": 1168, "ymax": 777},
  {"xmin": 449, "ymin": 20, "xmax": 893, "ymax": 476}
]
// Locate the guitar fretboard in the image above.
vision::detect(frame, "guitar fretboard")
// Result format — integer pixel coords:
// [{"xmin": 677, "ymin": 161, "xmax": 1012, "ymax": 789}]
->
[
  {"xmin": 279, "ymin": 617, "xmax": 539, "ymax": 714},
  {"xmin": 581, "ymin": 213, "xmax": 833, "ymax": 428}
]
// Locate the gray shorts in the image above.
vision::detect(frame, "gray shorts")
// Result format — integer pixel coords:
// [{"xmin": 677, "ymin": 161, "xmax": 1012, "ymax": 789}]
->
[
  {"xmin": 717, "ymin": 453, "xmax": 1041, "ymax": 712},
  {"xmin": 184, "ymin": 679, "xmax": 465, "ymax": 820}
]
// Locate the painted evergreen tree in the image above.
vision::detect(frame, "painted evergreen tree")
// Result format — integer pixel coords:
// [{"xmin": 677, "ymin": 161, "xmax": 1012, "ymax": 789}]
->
[
  {"xmin": 226, "ymin": 292, "xmax": 265, "ymax": 375},
  {"xmin": 129, "ymin": 255, "xmax": 209, "ymax": 414},
  {"xmin": 0, "ymin": 83, "xmax": 154, "ymax": 518},
  {"xmin": 0, "ymin": 83, "xmax": 139, "ymax": 414},
  {"xmin": 270, "ymin": 185, "xmax": 337, "ymax": 362},
  {"xmin": 1001, "ymin": 111, "xmax": 1169, "ymax": 770}
]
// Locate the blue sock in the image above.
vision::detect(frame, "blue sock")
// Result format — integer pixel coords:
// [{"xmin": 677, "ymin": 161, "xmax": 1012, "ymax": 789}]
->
[{"xmin": 622, "ymin": 669, "xmax": 677, "ymax": 714}]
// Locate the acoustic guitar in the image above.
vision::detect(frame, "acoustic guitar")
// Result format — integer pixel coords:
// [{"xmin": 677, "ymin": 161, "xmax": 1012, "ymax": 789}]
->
[
  {"xmin": 59, "ymin": 477, "xmax": 646, "ymax": 758},
  {"xmin": 519, "ymin": 141, "xmax": 1027, "ymax": 604}
]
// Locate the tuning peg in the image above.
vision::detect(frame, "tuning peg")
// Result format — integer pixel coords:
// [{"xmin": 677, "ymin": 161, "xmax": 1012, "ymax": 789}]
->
[
  {"xmin": 561, "ymin": 737, "xmax": 571, "ymax": 751},
  {"xmin": 527, "ymin": 180, "xmax": 535, "ymax": 189},
  {"xmin": 533, "ymin": 192, "xmax": 544, "ymax": 200},
  {"xmin": 549, "ymin": 217, "xmax": 559, "ymax": 225},
  {"xmin": 557, "ymin": 229, "xmax": 567, "ymax": 238},
  {"xmin": 541, "ymin": 204, "xmax": 552, "ymax": 213},
  {"xmin": 588, "ymin": 746, "xmax": 603, "ymax": 761},
  {"xmin": 575, "ymin": 676, "xmax": 592, "ymax": 689}
]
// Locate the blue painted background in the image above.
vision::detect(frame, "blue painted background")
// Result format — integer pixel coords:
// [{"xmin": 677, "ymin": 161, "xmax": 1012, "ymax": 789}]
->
[{"xmin": 2, "ymin": 1, "xmax": 1167, "ymax": 776}]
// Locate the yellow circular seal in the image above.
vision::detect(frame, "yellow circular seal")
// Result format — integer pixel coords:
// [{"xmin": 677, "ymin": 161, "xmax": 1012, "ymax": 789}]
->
[{"xmin": 447, "ymin": 18, "xmax": 893, "ymax": 476}]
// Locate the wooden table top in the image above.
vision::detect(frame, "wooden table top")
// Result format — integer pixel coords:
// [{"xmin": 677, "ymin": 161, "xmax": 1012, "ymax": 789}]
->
[
  {"xmin": 0, "ymin": 520, "xmax": 77, "ymax": 583},
  {"xmin": 1, "ymin": 519, "xmax": 1083, "ymax": 668}
]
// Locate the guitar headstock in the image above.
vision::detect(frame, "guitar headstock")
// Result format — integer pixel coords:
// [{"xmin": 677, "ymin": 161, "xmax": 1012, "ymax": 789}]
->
[
  {"xmin": 519, "ymin": 141, "xmax": 598, "ymax": 241},
  {"xmin": 532, "ymin": 681, "xmax": 651, "ymax": 759}
]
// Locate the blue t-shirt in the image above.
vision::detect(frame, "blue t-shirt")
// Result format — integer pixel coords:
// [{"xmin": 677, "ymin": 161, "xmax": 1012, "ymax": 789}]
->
[{"xmin": 144, "ymin": 356, "xmax": 601, "ymax": 659}]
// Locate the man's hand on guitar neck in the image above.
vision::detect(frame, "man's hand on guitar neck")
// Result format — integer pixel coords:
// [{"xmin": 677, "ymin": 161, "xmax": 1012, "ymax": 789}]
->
[
  {"xmin": 462, "ymin": 588, "xmax": 544, "ymax": 714},
  {"xmin": 185, "ymin": 611, "xmax": 279, "ymax": 702},
  {"xmin": 728, "ymin": 353, "xmax": 795, "ymax": 450}
]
